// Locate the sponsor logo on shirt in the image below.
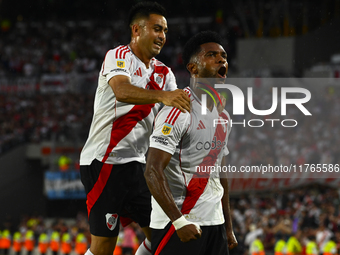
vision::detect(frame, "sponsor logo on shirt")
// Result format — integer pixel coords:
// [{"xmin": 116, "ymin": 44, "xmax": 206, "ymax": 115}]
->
[
  {"xmin": 197, "ymin": 120, "xmax": 206, "ymax": 130},
  {"xmin": 110, "ymin": 68, "xmax": 128, "ymax": 73},
  {"xmin": 134, "ymin": 68, "xmax": 142, "ymax": 77},
  {"xmin": 152, "ymin": 136, "xmax": 169, "ymax": 145},
  {"xmin": 196, "ymin": 136, "xmax": 226, "ymax": 151},
  {"xmin": 162, "ymin": 123, "xmax": 173, "ymax": 135},
  {"xmin": 117, "ymin": 59, "xmax": 125, "ymax": 68}
]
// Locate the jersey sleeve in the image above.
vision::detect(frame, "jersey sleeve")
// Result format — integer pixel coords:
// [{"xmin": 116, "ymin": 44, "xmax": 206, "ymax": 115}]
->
[
  {"xmin": 101, "ymin": 47, "xmax": 132, "ymax": 83},
  {"xmin": 164, "ymin": 68, "xmax": 178, "ymax": 91},
  {"xmin": 150, "ymin": 107, "xmax": 190, "ymax": 155}
]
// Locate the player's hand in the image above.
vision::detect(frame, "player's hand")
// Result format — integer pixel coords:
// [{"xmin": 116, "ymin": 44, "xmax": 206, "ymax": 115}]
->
[
  {"xmin": 227, "ymin": 231, "xmax": 238, "ymax": 250},
  {"xmin": 176, "ymin": 224, "xmax": 202, "ymax": 242},
  {"xmin": 161, "ymin": 89, "xmax": 191, "ymax": 113}
]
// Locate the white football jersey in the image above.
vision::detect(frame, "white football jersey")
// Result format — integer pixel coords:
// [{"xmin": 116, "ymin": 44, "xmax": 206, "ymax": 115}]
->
[
  {"xmin": 80, "ymin": 45, "xmax": 177, "ymax": 165},
  {"xmin": 149, "ymin": 87, "xmax": 232, "ymax": 228}
]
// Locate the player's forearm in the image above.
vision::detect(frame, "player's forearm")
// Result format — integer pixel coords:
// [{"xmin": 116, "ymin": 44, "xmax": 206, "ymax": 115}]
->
[
  {"xmin": 220, "ymin": 177, "xmax": 233, "ymax": 232},
  {"xmin": 145, "ymin": 164, "xmax": 183, "ymax": 222},
  {"xmin": 113, "ymin": 82, "xmax": 165, "ymax": 105},
  {"xmin": 145, "ymin": 149, "xmax": 183, "ymax": 222},
  {"xmin": 220, "ymin": 157, "xmax": 234, "ymax": 232}
]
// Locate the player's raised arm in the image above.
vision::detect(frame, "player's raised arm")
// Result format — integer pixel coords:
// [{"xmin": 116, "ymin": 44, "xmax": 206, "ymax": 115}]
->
[
  {"xmin": 144, "ymin": 147, "xmax": 202, "ymax": 242},
  {"xmin": 109, "ymin": 75, "xmax": 191, "ymax": 113}
]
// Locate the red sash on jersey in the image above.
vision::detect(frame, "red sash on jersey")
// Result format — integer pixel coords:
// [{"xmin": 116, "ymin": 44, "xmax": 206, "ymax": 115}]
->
[
  {"xmin": 87, "ymin": 65, "xmax": 171, "ymax": 221},
  {"xmin": 101, "ymin": 66, "xmax": 168, "ymax": 163},
  {"xmin": 155, "ymin": 112, "xmax": 229, "ymax": 255}
]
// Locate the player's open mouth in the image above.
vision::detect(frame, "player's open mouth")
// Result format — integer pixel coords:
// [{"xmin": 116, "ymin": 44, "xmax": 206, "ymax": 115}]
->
[
  {"xmin": 154, "ymin": 42, "xmax": 162, "ymax": 49},
  {"xmin": 217, "ymin": 66, "xmax": 227, "ymax": 78}
]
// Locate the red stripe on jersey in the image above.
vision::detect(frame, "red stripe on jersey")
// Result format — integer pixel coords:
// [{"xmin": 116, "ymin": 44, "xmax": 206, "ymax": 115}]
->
[
  {"xmin": 101, "ymin": 68, "xmax": 164, "ymax": 163},
  {"xmin": 201, "ymin": 121, "xmax": 206, "ymax": 129},
  {"xmin": 181, "ymin": 117, "xmax": 228, "ymax": 215},
  {"xmin": 101, "ymin": 103, "xmax": 155, "ymax": 163},
  {"xmin": 184, "ymin": 87, "xmax": 192, "ymax": 98},
  {"xmin": 115, "ymin": 45, "xmax": 124, "ymax": 59},
  {"xmin": 152, "ymin": 65, "xmax": 169, "ymax": 89},
  {"xmin": 154, "ymin": 225, "xmax": 176, "ymax": 255},
  {"xmin": 165, "ymin": 108, "xmax": 176, "ymax": 124},
  {"xmin": 86, "ymin": 162, "xmax": 113, "ymax": 218},
  {"xmin": 122, "ymin": 48, "xmax": 130, "ymax": 59},
  {"xmin": 220, "ymin": 112, "xmax": 229, "ymax": 121},
  {"xmin": 169, "ymin": 109, "xmax": 181, "ymax": 125},
  {"xmin": 119, "ymin": 46, "xmax": 128, "ymax": 59},
  {"xmin": 164, "ymin": 88, "xmax": 191, "ymax": 125},
  {"xmin": 154, "ymin": 97, "xmax": 229, "ymax": 254}
]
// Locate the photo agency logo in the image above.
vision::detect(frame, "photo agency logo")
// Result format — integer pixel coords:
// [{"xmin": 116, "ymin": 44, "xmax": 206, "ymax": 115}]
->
[{"xmin": 199, "ymin": 82, "xmax": 312, "ymax": 128}]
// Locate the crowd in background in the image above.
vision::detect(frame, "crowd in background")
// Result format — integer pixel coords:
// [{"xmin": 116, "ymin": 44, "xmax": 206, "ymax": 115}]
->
[
  {"xmin": 0, "ymin": 14, "xmax": 241, "ymax": 156},
  {"xmin": 1, "ymin": 85, "xmax": 340, "ymax": 168},
  {"xmin": 0, "ymin": 93, "xmax": 93, "ymax": 155},
  {"xmin": 0, "ymin": 16, "xmax": 240, "ymax": 78},
  {"xmin": 1, "ymin": 184, "xmax": 340, "ymax": 255},
  {"xmin": 2, "ymin": 0, "xmax": 338, "ymax": 79},
  {"xmin": 226, "ymin": 83, "xmax": 340, "ymax": 169},
  {"xmin": 1, "ymin": 2, "xmax": 340, "ymax": 255},
  {"xmin": 230, "ymin": 185, "xmax": 340, "ymax": 255}
]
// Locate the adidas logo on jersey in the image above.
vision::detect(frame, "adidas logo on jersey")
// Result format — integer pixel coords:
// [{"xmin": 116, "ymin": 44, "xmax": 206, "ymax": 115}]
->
[
  {"xmin": 134, "ymin": 68, "xmax": 142, "ymax": 77},
  {"xmin": 197, "ymin": 120, "xmax": 206, "ymax": 130}
]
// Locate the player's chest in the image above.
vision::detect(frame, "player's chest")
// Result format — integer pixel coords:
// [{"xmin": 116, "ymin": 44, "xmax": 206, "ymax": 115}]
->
[
  {"xmin": 130, "ymin": 64, "xmax": 166, "ymax": 90},
  {"xmin": 189, "ymin": 112, "xmax": 228, "ymax": 152}
]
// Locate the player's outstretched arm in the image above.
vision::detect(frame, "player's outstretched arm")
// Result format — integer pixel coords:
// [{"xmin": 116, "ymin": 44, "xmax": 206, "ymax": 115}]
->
[
  {"xmin": 145, "ymin": 147, "xmax": 201, "ymax": 242},
  {"xmin": 220, "ymin": 157, "xmax": 238, "ymax": 250},
  {"xmin": 109, "ymin": 75, "xmax": 191, "ymax": 113}
]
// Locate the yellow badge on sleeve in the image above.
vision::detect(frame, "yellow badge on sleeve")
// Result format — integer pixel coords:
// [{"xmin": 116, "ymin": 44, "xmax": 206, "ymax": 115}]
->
[
  {"xmin": 117, "ymin": 60, "xmax": 125, "ymax": 68},
  {"xmin": 162, "ymin": 123, "xmax": 173, "ymax": 135}
]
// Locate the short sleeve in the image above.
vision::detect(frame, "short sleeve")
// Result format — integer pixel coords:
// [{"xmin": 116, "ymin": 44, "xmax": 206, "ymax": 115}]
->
[
  {"xmin": 150, "ymin": 106, "xmax": 190, "ymax": 155},
  {"xmin": 101, "ymin": 47, "xmax": 132, "ymax": 83},
  {"xmin": 164, "ymin": 68, "xmax": 178, "ymax": 91}
]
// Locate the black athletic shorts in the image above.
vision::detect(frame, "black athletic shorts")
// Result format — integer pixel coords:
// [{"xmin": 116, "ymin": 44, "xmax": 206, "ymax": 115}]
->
[
  {"xmin": 151, "ymin": 222, "xmax": 229, "ymax": 255},
  {"xmin": 80, "ymin": 159, "xmax": 151, "ymax": 237}
]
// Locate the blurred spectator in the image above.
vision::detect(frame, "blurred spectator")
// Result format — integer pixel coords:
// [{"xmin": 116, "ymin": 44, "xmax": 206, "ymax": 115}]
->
[
  {"xmin": 316, "ymin": 223, "xmax": 333, "ymax": 254},
  {"xmin": 121, "ymin": 225, "xmax": 137, "ymax": 255},
  {"xmin": 24, "ymin": 226, "xmax": 35, "ymax": 255}
]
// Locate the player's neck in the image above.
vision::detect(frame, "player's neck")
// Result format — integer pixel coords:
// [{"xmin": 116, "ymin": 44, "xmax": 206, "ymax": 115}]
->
[
  {"xmin": 194, "ymin": 87, "xmax": 214, "ymax": 112},
  {"xmin": 129, "ymin": 42, "xmax": 152, "ymax": 68}
]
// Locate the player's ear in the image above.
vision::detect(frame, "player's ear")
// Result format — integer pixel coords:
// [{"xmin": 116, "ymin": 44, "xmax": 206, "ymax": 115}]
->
[
  {"xmin": 187, "ymin": 62, "xmax": 198, "ymax": 75},
  {"xmin": 131, "ymin": 23, "xmax": 141, "ymax": 37}
]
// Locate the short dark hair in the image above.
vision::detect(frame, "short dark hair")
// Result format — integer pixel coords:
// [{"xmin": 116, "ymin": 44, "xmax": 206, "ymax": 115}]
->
[
  {"xmin": 128, "ymin": 1, "xmax": 167, "ymax": 28},
  {"xmin": 182, "ymin": 31, "xmax": 224, "ymax": 67}
]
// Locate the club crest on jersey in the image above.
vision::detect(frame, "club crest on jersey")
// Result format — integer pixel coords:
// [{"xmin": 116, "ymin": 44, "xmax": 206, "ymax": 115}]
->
[
  {"xmin": 117, "ymin": 60, "xmax": 125, "ymax": 68},
  {"xmin": 162, "ymin": 123, "xmax": 172, "ymax": 135},
  {"xmin": 105, "ymin": 213, "xmax": 118, "ymax": 231},
  {"xmin": 154, "ymin": 73, "xmax": 164, "ymax": 85}
]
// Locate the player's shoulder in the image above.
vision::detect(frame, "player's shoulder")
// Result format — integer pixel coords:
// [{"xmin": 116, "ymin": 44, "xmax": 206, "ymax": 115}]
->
[
  {"xmin": 157, "ymin": 105, "xmax": 190, "ymax": 126},
  {"xmin": 153, "ymin": 58, "xmax": 167, "ymax": 67},
  {"xmin": 107, "ymin": 45, "xmax": 132, "ymax": 60},
  {"xmin": 152, "ymin": 58, "xmax": 174, "ymax": 74}
]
